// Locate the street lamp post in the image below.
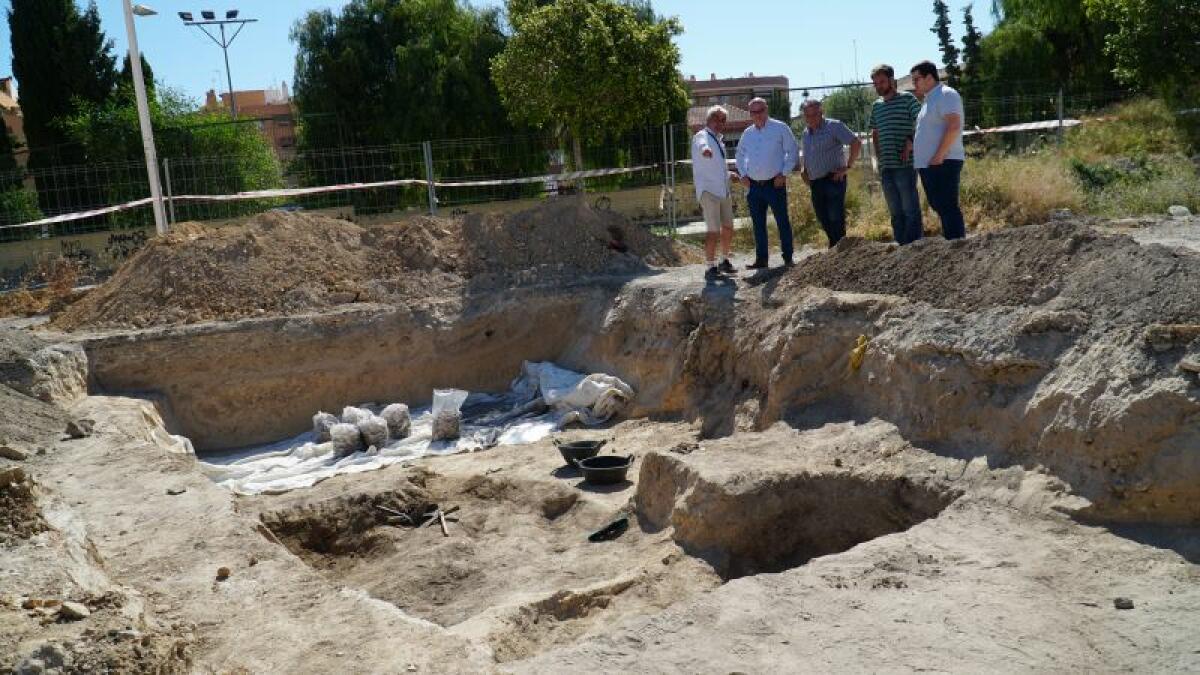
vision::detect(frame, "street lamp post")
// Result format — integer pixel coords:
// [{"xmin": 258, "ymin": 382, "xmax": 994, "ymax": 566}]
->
[
  {"xmin": 179, "ymin": 10, "xmax": 257, "ymax": 119},
  {"xmin": 121, "ymin": 1, "xmax": 167, "ymax": 236}
]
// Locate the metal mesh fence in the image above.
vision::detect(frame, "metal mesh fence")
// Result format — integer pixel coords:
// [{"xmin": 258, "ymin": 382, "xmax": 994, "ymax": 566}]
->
[
  {"xmin": 0, "ymin": 86, "xmax": 1185, "ymax": 290},
  {"xmin": 0, "ymin": 123, "xmax": 680, "ymax": 289}
]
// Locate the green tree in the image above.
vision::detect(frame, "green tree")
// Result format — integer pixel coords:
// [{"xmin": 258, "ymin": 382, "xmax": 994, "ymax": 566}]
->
[
  {"xmin": 291, "ymin": 0, "xmax": 516, "ymax": 148},
  {"xmin": 61, "ymin": 88, "xmax": 283, "ymax": 226},
  {"xmin": 768, "ymin": 91, "xmax": 792, "ymax": 124},
  {"xmin": 491, "ymin": 0, "xmax": 688, "ymax": 169},
  {"xmin": 960, "ymin": 4, "xmax": 984, "ymax": 99},
  {"xmin": 0, "ymin": 120, "xmax": 41, "ymax": 227},
  {"xmin": 989, "ymin": 0, "xmax": 1115, "ymax": 91},
  {"xmin": 119, "ymin": 53, "xmax": 156, "ymax": 102},
  {"xmin": 8, "ymin": 0, "xmax": 118, "ymax": 168},
  {"xmin": 931, "ymin": 0, "xmax": 962, "ymax": 87},
  {"xmin": 0, "ymin": 120, "xmax": 19, "ymax": 183},
  {"xmin": 819, "ymin": 86, "xmax": 875, "ymax": 132},
  {"xmin": 1086, "ymin": 0, "xmax": 1200, "ymax": 105},
  {"xmin": 975, "ymin": 22, "xmax": 1056, "ymax": 125}
]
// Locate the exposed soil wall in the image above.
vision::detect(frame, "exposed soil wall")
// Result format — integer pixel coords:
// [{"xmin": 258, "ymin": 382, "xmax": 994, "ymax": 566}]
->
[
  {"xmin": 81, "ymin": 285, "xmax": 618, "ymax": 450},
  {"xmin": 64, "ymin": 220, "xmax": 1200, "ymax": 524}
]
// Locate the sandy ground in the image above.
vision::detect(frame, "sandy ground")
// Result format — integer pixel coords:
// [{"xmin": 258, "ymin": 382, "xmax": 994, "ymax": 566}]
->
[
  {"xmin": 2, "ymin": 214, "xmax": 1199, "ymax": 672},
  {"xmin": 3, "ymin": 390, "xmax": 1197, "ymax": 672}
]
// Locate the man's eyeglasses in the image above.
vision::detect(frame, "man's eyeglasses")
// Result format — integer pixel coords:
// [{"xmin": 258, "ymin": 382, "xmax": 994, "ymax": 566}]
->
[{"xmin": 748, "ymin": 108, "xmax": 766, "ymax": 114}]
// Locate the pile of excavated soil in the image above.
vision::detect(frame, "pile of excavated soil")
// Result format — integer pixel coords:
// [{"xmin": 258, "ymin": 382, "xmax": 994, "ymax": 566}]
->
[
  {"xmin": 783, "ymin": 220, "xmax": 1200, "ymax": 328},
  {"xmin": 51, "ymin": 198, "xmax": 700, "ymax": 331},
  {"xmin": 0, "ymin": 467, "xmax": 48, "ymax": 543}
]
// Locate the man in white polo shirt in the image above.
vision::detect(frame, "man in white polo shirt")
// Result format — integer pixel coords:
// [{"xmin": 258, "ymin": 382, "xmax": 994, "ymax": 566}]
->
[
  {"xmin": 910, "ymin": 60, "xmax": 966, "ymax": 239},
  {"xmin": 691, "ymin": 105, "xmax": 739, "ymax": 276}
]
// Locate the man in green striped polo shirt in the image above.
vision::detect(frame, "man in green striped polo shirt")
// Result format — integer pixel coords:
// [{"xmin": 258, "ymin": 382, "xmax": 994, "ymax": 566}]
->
[{"xmin": 869, "ymin": 64, "xmax": 924, "ymax": 245}]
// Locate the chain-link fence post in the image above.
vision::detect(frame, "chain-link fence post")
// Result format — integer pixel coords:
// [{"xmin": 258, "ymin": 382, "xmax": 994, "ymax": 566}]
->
[
  {"xmin": 422, "ymin": 140, "xmax": 437, "ymax": 216},
  {"xmin": 669, "ymin": 123, "xmax": 678, "ymax": 235},
  {"xmin": 661, "ymin": 124, "xmax": 671, "ymax": 232},
  {"xmin": 162, "ymin": 158, "xmax": 176, "ymax": 226},
  {"xmin": 1057, "ymin": 88, "xmax": 1065, "ymax": 146}
]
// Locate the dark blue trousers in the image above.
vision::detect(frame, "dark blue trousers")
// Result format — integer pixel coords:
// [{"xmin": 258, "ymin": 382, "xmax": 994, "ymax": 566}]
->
[
  {"xmin": 881, "ymin": 167, "xmax": 924, "ymax": 244},
  {"xmin": 918, "ymin": 160, "xmax": 966, "ymax": 240},
  {"xmin": 747, "ymin": 181, "xmax": 794, "ymax": 263},
  {"xmin": 810, "ymin": 176, "xmax": 847, "ymax": 247}
]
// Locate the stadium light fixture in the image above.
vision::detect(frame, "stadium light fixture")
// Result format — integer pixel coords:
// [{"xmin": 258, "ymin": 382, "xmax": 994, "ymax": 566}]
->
[{"xmin": 178, "ymin": 9, "xmax": 257, "ymax": 119}]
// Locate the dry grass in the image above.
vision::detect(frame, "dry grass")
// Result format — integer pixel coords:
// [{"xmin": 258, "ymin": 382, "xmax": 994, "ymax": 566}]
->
[
  {"xmin": 0, "ymin": 256, "xmax": 82, "ymax": 317},
  {"xmin": 960, "ymin": 155, "xmax": 1085, "ymax": 230}
]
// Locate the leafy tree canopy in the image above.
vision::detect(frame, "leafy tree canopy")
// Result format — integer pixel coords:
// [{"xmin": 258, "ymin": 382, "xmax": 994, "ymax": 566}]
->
[
  {"xmin": 1085, "ymin": 0, "xmax": 1200, "ymax": 104},
  {"xmin": 491, "ymin": 0, "xmax": 688, "ymax": 148},
  {"xmin": 291, "ymin": 0, "xmax": 516, "ymax": 148},
  {"xmin": 8, "ymin": 0, "xmax": 118, "ymax": 167}
]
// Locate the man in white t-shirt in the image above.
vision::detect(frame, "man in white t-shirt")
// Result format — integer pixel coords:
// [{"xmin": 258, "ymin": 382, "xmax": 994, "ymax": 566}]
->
[
  {"xmin": 910, "ymin": 60, "xmax": 966, "ymax": 239},
  {"xmin": 691, "ymin": 105, "xmax": 740, "ymax": 276}
]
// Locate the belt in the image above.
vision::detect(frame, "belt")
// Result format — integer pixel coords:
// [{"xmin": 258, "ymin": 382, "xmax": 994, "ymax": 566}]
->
[{"xmin": 749, "ymin": 178, "xmax": 777, "ymax": 186}]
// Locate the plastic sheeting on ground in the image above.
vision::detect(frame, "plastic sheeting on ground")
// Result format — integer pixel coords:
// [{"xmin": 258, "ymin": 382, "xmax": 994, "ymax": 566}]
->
[{"xmin": 200, "ymin": 361, "xmax": 634, "ymax": 495}]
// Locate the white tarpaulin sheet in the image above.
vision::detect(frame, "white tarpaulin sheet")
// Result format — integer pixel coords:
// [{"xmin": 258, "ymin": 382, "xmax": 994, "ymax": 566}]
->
[{"xmin": 200, "ymin": 361, "xmax": 633, "ymax": 495}]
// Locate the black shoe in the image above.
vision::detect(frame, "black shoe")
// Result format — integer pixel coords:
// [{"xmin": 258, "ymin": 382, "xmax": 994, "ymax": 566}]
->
[
  {"xmin": 718, "ymin": 259, "xmax": 735, "ymax": 274},
  {"xmin": 783, "ymin": 258, "xmax": 795, "ymax": 267},
  {"xmin": 745, "ymin": 260, "xmax": 768, "ymax": 270},
  {"xmin": 705, "ymin": 265, "xmax": 723, "ymax": 278}
]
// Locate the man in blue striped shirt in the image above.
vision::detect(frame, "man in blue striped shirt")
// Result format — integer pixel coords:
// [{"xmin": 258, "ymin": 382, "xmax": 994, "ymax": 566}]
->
[
  {"xmin": 735, "ymin": 97, "xmax": 799, "ymax": 269},
  {"xmin": 799, "ymin": 99, "xmax": 862, "ymax": 247}
]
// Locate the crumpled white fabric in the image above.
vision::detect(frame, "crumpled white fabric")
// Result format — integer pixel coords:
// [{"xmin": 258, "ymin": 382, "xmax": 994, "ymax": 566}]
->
[
  {"xmin": 201, "ymin": 361, "xmax": 633, "ymax": 495},
  {"xmin": 513, "ymin": 362, "xmax": 634, "ymax": 424}
]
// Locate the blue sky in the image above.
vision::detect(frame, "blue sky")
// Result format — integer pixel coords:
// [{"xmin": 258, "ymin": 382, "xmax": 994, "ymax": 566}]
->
[{"xmin": 1, "ymin": 1, "xmax": 995, "ymax": 105}]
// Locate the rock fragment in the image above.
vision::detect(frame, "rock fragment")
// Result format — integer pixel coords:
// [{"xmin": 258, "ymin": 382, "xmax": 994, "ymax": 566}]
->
[
  {"xmin": 65, "ymin": 418, "xmax": 95, "ymax": 438},
  {"xmin": 0, "ymin": 444, "xmax": 29, "ymax": 461},
  {"xmin": 59, "ymin": 601, "xmax": 91, "ymax": 621}
]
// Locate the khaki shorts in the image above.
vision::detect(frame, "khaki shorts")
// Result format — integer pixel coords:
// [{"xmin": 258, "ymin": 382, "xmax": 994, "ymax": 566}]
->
[{"xmin": 699, "ymin": 191, "xmax": 734, "ymax": 233}]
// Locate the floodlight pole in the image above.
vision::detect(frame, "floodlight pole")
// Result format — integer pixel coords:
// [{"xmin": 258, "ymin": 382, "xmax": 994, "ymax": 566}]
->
[
  {"xmin": 121, "ymin": 0, "xmax": 168, "ymax": 236},
  {"xmin": 182, "ymin": 13, "xmax": 257, "ymax": 119}
]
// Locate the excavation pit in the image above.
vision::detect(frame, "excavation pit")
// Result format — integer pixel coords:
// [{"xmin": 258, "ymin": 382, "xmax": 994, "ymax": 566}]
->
[
  {"xmin": 252, "ymin": 452, "xmax": 724, "ymax": 663},
  {"xmin": 246, "ymin": 420, "xmax": 967, "ymax": 662},
  {"xmin": 635, "ymin": 426, "xmax": 963, "ymax": 581}
]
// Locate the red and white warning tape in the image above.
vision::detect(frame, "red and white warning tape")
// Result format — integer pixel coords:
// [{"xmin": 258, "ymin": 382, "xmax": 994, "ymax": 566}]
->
[{"xmin": 2, "ymin": 164, "xmax": 657, "ymax": 231}]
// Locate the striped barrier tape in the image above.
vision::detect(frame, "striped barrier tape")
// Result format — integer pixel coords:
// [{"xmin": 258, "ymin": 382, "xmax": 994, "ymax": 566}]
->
[{"xmin": 2, "ymin": 164, "xmax": 658, "ymax": 231}]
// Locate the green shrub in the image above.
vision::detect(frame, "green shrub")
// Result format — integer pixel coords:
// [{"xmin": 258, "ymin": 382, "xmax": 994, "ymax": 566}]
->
[
  {"xmin": 1066, "ymin": 98, "xmax": 1186, "ymax": 159},
  {"xmin": 0, "ymin": 188, "xmax": 43, "ymax": 228}
]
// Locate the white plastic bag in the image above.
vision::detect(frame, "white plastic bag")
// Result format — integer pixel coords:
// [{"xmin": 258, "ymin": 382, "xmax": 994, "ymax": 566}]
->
[
  {"xmin": 330, "ymin": 423, "xmax": 363, "ymax": 456},
  {"xmin": 312, "ymin": 411, "xmax": 338, "ymax": 443},
  {"xmin": 381, "ymin": 403, "xmax": 411, "ymax": 439},
  {"xmin": 431, "ymin": 388, "xmax": 468, "ymax": 441},
  {"xmin": 357, "ymin": 415, "xmax": 389, "ymax": 449},
  {"xmin": 340, "ymin": 406, "xmax": 372, "ymax": 425}
]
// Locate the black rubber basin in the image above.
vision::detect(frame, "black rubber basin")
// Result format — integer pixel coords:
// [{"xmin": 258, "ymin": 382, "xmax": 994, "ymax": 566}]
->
[
  {"xmin": 554, "ymin": 439, "xmax": 606, "ymax": 467},
  {"xmin": 574, "ymin": 455, "xmax": 634, "ymax": 485}
]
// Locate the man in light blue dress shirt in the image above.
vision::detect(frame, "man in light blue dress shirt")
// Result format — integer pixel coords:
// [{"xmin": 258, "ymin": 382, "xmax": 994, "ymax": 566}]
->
[{"xmin": 735, "ymin": 97, "xmax": 799, "ymax": 268}]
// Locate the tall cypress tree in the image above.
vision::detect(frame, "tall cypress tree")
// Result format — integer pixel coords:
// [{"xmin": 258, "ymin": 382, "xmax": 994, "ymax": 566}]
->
[
  {"xmin": 8, "ymin": 0, "xmax": 117, "ymax": 169},
  {"xmin": 931, "ymin": 0, "xmax": 962, "ymax": 87},
  {"xmin": 960, "ymin": 4, "xmax": 984, "ymax": 99},
  {"xmin": 119, "ymin": 53, "xmax": 156, "ymax": 101}
]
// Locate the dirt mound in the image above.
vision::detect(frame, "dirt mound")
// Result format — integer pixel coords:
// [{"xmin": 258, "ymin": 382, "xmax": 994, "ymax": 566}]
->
[
  {"xmin": 458, "ymin": 198, "xmax": 694, "ymax": 277},
  {"xmin": 782, "ymin": 220, "xmax": 1200, "ymax": 328},
  {"xmin": 0, "ymin": 467, "xmax": 48, "ymax": 543},
  {"xmin": 51, "ymin": 199, "xmax": 699, "ymax": 331}
]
